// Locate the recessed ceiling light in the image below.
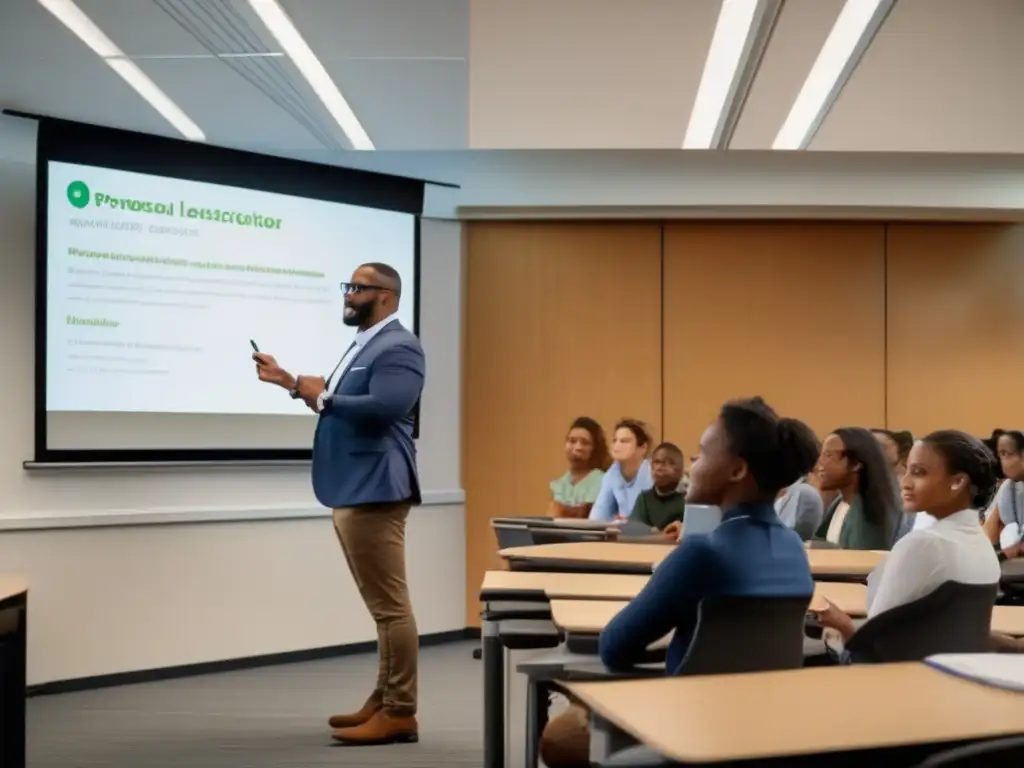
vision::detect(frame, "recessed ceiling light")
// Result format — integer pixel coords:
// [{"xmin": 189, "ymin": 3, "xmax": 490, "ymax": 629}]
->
[
  {"xmin": 773, "ymin": 0, "xmax": 895, "ymax": 150},
  {"xmin": 684, "ymin": 0, "xmax": 762, "ymax": 149},
  {"xmin": 37, "ymin": 0, "xmax": 205, "ymax": 141},
  {"xmin": 246, "ymin": 0, "xmax": 374, "ymax": 150}
]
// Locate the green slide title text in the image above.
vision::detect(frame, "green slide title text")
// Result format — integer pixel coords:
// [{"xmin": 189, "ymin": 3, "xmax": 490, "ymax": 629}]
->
[{"xmin": 66, "ymin": 180, "xmax": 283, "ymax": 230}]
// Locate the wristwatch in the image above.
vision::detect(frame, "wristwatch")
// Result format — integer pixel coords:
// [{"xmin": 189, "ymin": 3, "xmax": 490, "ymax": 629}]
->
[
  {"xmin": 288, "ymin": 375, "xmax": 302, "ymax": 400},
  {"xmin": 316, "ymin": 390, "xmax": 330, "ymax": 413}
]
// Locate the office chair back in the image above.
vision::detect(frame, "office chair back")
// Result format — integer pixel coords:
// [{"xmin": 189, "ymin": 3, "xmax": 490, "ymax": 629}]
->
[
  {"xmin": 675, "ymin": 595, "xmax": 812, "ymax": 676},
  {"xmin": 916, "ymin": 736, "xmax": 1024, "ymax": 766},
  {"xmin": 846, "ymin": 581, "xmax": 997, "ymax": 664}
]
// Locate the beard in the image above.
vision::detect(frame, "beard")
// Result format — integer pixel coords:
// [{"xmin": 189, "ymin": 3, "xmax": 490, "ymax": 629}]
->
[{"xmin": 343, "ymin": 301, "xmax": 374, "ymax": 327}]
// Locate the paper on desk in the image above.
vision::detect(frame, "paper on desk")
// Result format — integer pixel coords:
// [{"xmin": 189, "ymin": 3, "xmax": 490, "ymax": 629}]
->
[{"xmin": 925, "ymin": 654, "xmax": 1024, "ymax": 692}]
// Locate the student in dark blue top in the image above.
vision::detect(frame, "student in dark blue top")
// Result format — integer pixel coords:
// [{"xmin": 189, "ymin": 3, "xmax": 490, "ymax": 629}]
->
[{"xmin": 539, "ymin": 397, "xmax": 816, "ymax": 768}]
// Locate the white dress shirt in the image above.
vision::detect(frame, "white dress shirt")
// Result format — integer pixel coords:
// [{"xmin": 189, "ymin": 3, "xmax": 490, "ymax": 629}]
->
[
  {"xmin": 865, "ymin": 508, "xmax": 1001, "ymax": 618},
  {"xmin": 328, "ymin": 313, "xmax": 398, "ymax": 395}
]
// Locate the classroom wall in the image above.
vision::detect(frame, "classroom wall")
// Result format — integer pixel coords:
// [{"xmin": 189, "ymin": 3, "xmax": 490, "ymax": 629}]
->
[
  {"xmin": 463, "ymin": 219, "xmax": 1023, "ymax": 625},
  {"xmin": 462, "ymin": 222, "xmax": 663, "ymax": 620},
  {"xmin": 885, "ymin": 223, "xmax": 1024, "ymax": 436},
  {"xmin": 0, "ymin": 120, "xmax": 467, "ymax": 686},
  {"xmin": 662, "ymin": 222, "xmax": 887, "ymax": 453}
]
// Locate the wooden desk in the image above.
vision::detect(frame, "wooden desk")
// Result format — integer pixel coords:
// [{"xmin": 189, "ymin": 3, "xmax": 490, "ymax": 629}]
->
[
  {"xmin": 565, "ymin": 663, "xmax": 1024, "ymax": 764},
  {"xmin": 480, "ymin": 570, "xmax": 648, "ymax": 601},
  {"xmin": 548, "ymin": 582, "xmax": 870, "ymax": 636},
  {"xmin": 805, "ymin": 548, "xmax": 884, "ymax": 578},
  {"xmin": 992, "ymin": 605, "xmax": 1024, "ymax": 637},
  {"xmin": 0, "ymin": 576, "xmax": 27, "ymax": 768},
  {"xmin": 499, "ymin": 541, "xmax": 672, "ymax": 569},
  {"xmin": 500, "ymin": 541, "xmax": 883, "ymax": 579}
]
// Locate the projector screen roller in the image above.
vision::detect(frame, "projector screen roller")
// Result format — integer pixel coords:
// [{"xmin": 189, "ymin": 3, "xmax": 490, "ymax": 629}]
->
[{"xmin": 41, "ymin": 160, "xmax": 417, "ymax": 456}]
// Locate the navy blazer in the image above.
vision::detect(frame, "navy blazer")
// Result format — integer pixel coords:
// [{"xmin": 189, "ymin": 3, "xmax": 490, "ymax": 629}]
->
[
  {"xmin": 598, "ymin": 502, "xmax": 814, "ymax": 673},
  {"xmin": 312, "ymin": 321, "xmax": 425, "ymax": 509}
]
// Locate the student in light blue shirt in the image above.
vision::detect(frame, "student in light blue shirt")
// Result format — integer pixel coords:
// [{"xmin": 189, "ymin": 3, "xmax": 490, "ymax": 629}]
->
[{"xmin": 588, "ymin": 418, "xmax": 654, "ymax": 521}]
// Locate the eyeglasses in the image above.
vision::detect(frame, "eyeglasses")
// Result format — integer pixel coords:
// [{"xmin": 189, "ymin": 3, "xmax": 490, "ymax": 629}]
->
[{"xmin": 340, "ymin": 282, "xmax": 389, "ymax": 295}]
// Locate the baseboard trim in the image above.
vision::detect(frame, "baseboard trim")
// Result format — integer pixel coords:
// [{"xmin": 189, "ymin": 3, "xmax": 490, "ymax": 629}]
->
[{"xmin": 27, "ymin": 627, "xmax": 476, "ymax": 697}]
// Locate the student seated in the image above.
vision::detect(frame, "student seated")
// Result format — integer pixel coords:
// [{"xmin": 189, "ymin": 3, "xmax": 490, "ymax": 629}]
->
[
  {"xmin": 983, "ymin": 430, "xmax": 1024, "ymax": 557},
  {"xmin": 813, "ymin": 430, "xmax": 1005, "ymax": 652},
  {"xmin": 773, "ymin": 419, "xmax": 824, "ymax": 540},
  {"xmin": 540, "ymin": 397, "xmax": 815, "ymax": 768},
  {"xmin": 814, "ymin": 427, "xmax": 901, "ymax": 550},
  {"xmin": 548, "ymin": 417, "xmax": 611, "ymax": 518},
  {"xmin": 629, "ymin": 442, "xmax": 686, "ymax": 539},
  {"xmin": 588, "ymin": 419, "xmax": 653, "ymax": 522},
  {"xmin": 872, "ymin": 427, "xmax": 917, "ymax": 543}
]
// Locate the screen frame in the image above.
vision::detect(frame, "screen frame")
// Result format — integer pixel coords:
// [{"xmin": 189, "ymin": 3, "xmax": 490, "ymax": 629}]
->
[{"xmin": 33, "ymin": 119, "xmax": 423, "ymax": 464}]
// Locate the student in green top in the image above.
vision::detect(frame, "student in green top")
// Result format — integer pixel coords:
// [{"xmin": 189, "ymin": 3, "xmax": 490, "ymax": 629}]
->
[
  {"xmin": 548, "ymin": 417, "xmax": 611, "ymax": 518},
  {"xmin": 629, "ymin": 442, "xmax": 686, "ymax": 539},
  {"xmin": 814, "ymin": 427, "xmax": 901, "ymax": 550}
]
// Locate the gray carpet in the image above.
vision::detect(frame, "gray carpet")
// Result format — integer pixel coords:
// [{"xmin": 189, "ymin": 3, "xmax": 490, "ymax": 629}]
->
[{"xmin": 27, "ymin": 640, "xmax": 484, "ymax": 768}]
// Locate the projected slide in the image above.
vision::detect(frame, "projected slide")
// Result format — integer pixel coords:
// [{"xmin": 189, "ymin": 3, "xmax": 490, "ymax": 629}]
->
[{"xmin": 45, "ymin": 161, "xmax": 416, "ymax": 416}]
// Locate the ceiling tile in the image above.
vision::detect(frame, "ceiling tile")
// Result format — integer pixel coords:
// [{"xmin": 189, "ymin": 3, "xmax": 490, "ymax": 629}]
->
[
  {"xmin": 0, "ymin": 1, "xmax": 176, "ymax": 136},
  {"xmin": 730, "ymin": 0, "xmax": 845, "ymax": 149},
  {"xmin": 138, "ymin": 57, "xmax": 333, "ymax": 152},
  {"xmin": 279, "ymin": 0, "xmax": 467, "ymax": 58},
  {"xmin": 812, "ymin": 0, "xmax": 1024, "ymax": 152},
  {"xmin": 76, "ymin": 0, "xmax": 217, "ymax": 56},
  {"xmin": 323, "ymin": 57, "xmax": 468, "ymax": 149},
  {"xmin": 468, "ymin": 0, "xmax": 721, "ymax": 148}
]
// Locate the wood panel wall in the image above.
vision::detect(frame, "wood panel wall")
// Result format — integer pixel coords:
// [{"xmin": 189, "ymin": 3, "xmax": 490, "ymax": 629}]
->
[
  {"xmin": 462, "ymin": 220, "xmax": 1023, "ymax": 626},
  {"xmin": 462, "ymin": 222, "xmax": 663, "ymax": 624},
  {"xmin": 662, "ymin": 222, "xmax": 887, "ymax": 454},
  {"xmin": 885, "ymin": 224, "xmax": 1024, "ymax": 436}
]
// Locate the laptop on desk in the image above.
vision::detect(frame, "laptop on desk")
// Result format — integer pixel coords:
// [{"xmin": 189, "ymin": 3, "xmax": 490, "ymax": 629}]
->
[{"xmin": 680, "ymin": 505, "xmax": 722, "ymax": 538}]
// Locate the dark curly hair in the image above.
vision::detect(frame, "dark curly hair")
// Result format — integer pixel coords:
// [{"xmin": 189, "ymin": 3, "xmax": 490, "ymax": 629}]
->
[{"xmin": 567, "ymin": 416, "xmax": 611, "ymax": 471}]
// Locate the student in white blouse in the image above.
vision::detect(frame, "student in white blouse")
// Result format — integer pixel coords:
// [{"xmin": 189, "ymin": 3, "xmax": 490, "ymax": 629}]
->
[{"xmin": 813, "ymin": 430, "xmax": 1001, "ymax": 646}]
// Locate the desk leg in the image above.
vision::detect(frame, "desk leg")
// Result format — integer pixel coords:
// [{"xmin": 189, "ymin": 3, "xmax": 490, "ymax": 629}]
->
[
  {"xmin": 524, "ymin": 679, "xmax": 549, "ymax": 768},
  {"xmin": 482, "ymin": 618, "xmax": 504, "ymax": 768},
  {"xmin": 0, "ymin": 599, "xmax": 27, "ymax": 768}
]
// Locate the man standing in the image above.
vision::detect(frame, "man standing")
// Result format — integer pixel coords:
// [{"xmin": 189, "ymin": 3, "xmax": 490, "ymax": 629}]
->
[{"xmin": 253, "ymin": 262, "xmax": 424, "ymax": 746}]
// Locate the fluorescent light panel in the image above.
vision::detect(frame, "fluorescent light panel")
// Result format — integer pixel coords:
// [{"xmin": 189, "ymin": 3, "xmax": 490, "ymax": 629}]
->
[
  {"xmin": 773, "ymin": 0, "xmax": 893, "ymax": 150},
  {"xmin": 246, "ymin": 0, "xmax": 374, "ymax": 150},
  {"xmin": 684, "ymin": 0, "xmax": 761, "ymax": 149},
  {"xmin": 36, "ymin": 0, "xmax": 205, "ymax": 141}
]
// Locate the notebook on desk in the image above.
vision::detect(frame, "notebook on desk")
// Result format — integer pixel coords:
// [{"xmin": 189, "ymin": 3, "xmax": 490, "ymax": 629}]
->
[{"xmin": 925, "ymin": 654, "xmax": 1024, "ymax": 692}]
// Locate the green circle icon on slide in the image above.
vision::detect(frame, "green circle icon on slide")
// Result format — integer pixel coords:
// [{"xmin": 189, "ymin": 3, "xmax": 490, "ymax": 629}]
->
[{"xmin": 66, "ymin": 180, "xmax": 90, "ymax": 208}]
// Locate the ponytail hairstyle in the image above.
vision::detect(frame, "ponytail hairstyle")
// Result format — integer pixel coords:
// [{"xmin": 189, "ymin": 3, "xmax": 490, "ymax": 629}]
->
[
  {"xmin": 921, "ymin": 430, "xmax": 999, "ymax": 510},
  {"xmin": 719, "ymin": 397, "xmax": 821, "ymax": 497}
]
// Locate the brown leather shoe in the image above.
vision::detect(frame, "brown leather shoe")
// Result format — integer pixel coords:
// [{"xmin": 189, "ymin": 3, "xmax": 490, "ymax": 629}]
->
[
  {"xmin": 331, "ymin": 709, "xmax": 418, "ymax": 745},
  {"xmin": 327, "ymin": 697, "xmax": 382, "ymax": 729}
]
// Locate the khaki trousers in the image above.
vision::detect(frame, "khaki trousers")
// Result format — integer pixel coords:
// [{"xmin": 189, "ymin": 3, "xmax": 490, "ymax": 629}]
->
[{"xmin": 332, "ymin": 502, "xmax": 418, "ymax": 716}]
